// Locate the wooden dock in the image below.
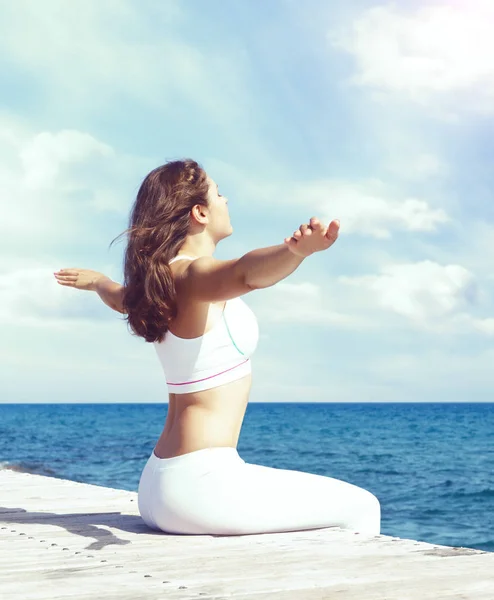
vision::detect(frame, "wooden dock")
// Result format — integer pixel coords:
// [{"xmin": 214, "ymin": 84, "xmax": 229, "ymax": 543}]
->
[{"xmin": 1, "ymin": 469, "xmax": 493, "ymax": 599}]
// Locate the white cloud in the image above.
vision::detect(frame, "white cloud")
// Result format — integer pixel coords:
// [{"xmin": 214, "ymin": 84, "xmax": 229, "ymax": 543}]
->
[
  {"xmin": 249, "ymin": 260, "xmax": 494, "ymax": 339},
  {"xmin": 386, "ymin": 152, "xmax": 449, "ymax": 182},
  {"xmin": 0, "ymin": 1, "xmax": 180, "ymax": 105},
  {"xmin": 20, "ymin": 130, "xmax": 114, "ymax": 189},
  {"xmin": 330, "ymin": 2, "xmax": 494, "ymax": 114},
  {"xmin": 454, "ymin": 222, "xmax": 494, "ymax": 281},
  {"xmin": 452, "ymin": 314, "xmax": 494, "ymax": 337},
  {"xmin": 471, "ymin": 318, "xmax": 494, "ymax": 335},
  {"xmin": 311, "ymin": 180, "xmax": 449, "ymax": 239},
  {"xmin": 369, "ymin": 345, "xmax": 494, "ymax": 396},
  {"xmin": 340, "ymin": 260, "xmax": 478, "ymax": 322},
  {"xmin": 0, "ymin": 118, "xmax": 147, "ymax": 254},
  {"xmin": 243, "ymin": 175, "xmax": 449, "ymax": 239},
  {"xmin": 0, "ymin": 0, "xmax": 257, "ymax": 129},
  {"xmin": 0, "ymin": 266, "xmax": 118, "ymax": 325},
  {"xmin": 250, "ymin": 281, "xmax": 373, "ymax": 329}
]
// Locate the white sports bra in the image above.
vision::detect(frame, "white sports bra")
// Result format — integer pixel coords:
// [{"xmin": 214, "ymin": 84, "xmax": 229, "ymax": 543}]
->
[{"xmin": 154, "ymin": 255, "xmax": 259, "ymax": 394}]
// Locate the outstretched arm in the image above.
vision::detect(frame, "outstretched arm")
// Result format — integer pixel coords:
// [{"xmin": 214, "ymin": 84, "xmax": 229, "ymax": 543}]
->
[
  {"xmin": 53, "ymin": 268, "xmax": 126, "ymax": 314},
  {"xmin": 94, "ymin": 277, "xmax": 126, "ymax": 313},
  {"xmin": 179, "ymin": 217, "xmax": 340, "ymax": 302}
]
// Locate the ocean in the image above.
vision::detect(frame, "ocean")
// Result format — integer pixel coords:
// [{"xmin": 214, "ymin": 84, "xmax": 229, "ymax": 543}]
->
[{"xmin": 1, "ymin": 402, "xmax": 493, "ymax": 552}]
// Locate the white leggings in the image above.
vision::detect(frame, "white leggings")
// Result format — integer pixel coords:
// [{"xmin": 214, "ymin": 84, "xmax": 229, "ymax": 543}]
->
[{"xmin": 137, "ymin": 447, "xmax": 380, "ymax": 536}]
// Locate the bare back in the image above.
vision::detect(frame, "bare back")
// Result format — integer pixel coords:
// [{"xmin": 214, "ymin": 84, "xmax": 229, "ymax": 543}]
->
[{"xmin": 153, "ymin": 259, "xmax": 252, "ymax": 459}]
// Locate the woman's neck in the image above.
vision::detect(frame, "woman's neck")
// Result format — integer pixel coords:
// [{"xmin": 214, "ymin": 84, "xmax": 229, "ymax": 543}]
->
[{"xmin": 178, "ymin": 236, "xmax": 216, "ymax": 258}]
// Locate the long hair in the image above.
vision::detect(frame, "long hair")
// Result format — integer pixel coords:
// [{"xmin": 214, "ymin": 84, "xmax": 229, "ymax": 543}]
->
[{"xmin": 110, "ymin": 159, "xmax": 209, "ymax": 343}]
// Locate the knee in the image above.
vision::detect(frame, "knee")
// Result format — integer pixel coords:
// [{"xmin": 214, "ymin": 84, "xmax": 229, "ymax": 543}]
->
[
  {"xmin": 366, "ymin": 490, "xmax": 381, "ymax": 519},
  {"xmin": 363, "ymin": 487, "xmax": 380, "ymax": 509},
  {"xmin": 354, "ymin": 488, "xmax": 381, "ymax": 535}
]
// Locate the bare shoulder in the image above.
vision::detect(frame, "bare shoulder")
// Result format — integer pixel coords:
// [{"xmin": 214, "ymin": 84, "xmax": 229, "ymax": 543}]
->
[
  {"xmin": 173, "ymin": 255, "xmax": 252, "ymax": 303},
  {"xmin": 168, "ymin": 259, "xmax": 225, "ymax": 338}
]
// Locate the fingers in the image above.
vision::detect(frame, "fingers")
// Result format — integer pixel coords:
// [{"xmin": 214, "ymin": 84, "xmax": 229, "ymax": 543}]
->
[
  {"xmin": 55, "ymin": 280, "xmax": 76, "ymax": 287},
  {"xmin": 325, "ymin": 219, "xmax": 340, "ymax": 241},
  {"xmin": 54, "ymin": 268, "xmax": 79, "ymax": 275},
  {"xmin": 54, "ymin": 273, "xmax": 78, "ymax": 282},
  {"xmin": 292, "ymin": 222, "xmax": 313, "ymax": 240},
  {"xmin": 303, "ymin": 218, "xmax": 327, "ymax": 236},
  {"xmin": 53, "ymin": 268, "xmax": 80, "ymax": 290},
  {"xmin": 284, "ymin": 237, "xmax": 299, "ymax": 252},
  {"xmin": 286, "ymin": 217, "xmax": 340, "ymax": 247},
  {"xmin": 309, "ymin": 217, "xmax": 323, "ymax": 231}
]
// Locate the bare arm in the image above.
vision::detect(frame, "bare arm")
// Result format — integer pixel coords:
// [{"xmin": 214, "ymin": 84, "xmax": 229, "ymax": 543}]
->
[
  {"xmin": 238, "ymin": 244, "xmax": 305, "ymax": 289},
  {"xmin": 94, "ymin": 277, "xmax": 126, "ymax": 313},
  {"xmin": 54, "ymin": 268, "xmax": 126, "ymax": 314},
  {"xmin": 178, "ymin": 245, "xmax": 304, "ymax": 303},
  {"xmin": 241, "ymin": 217, "xmax": 340, "ymax": 289},
  {"xmin": 179, "ymin": 217, "xmax": 340, "ymax": 302}
]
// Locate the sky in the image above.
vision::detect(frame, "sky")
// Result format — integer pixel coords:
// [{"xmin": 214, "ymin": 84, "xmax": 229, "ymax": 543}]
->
[{"xmin": 1, "ymin": 0, "xmax": 494, "ymax": 404}]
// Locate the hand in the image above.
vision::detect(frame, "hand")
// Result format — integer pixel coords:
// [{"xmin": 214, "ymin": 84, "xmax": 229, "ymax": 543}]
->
[
  {"xmin": 284, "ymin": 217, "xmax": 340, "ymax": 258},
  {"xmin": 53, "ymin": 268, "xmax": 109, "ymax": 292}
]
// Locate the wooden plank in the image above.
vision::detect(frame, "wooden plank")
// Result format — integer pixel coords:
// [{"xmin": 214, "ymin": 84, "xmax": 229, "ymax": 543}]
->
[{"xmin": 1, "ymin": 470, "xmax": 493, "ymax": 599}]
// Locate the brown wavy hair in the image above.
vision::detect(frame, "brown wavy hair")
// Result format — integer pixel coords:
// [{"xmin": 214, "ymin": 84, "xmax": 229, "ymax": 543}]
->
[{"xmin": 110, "ymin": 159, "xmax": 209, "ymax": 343}]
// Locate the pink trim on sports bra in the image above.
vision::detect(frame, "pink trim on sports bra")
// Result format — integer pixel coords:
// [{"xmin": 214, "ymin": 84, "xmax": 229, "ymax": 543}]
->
[
  {"xmin": 156, "ymin": 253, "xmax": 259, "ymax": 394},
  {"xmin": 167, "ymin": 359, "xmax": 249, "ymax": 386}
]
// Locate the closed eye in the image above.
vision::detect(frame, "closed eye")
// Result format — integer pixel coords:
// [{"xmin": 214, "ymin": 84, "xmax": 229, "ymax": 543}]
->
[{"xmin": 217, "ymin": 184, "xmax": 226, "ymax": 200}]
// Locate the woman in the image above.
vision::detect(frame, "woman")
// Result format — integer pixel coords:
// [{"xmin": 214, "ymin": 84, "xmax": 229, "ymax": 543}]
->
[{"xmin": 54, "ymin": 159, "xmax": 380, "ymax": 536}]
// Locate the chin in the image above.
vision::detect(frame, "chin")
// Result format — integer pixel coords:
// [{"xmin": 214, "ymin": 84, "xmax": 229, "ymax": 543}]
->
[{"xmin": 214, "ymin": 229, "xmax": 233, "ymax": 244}]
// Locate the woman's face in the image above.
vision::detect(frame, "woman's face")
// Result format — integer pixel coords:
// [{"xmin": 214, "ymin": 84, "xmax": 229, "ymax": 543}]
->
[{"xmin": 205, "ymin": 174, "xmax": 233, "ymax": 241}]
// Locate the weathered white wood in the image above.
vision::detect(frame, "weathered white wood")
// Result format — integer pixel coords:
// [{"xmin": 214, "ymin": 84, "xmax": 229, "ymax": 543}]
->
[{"xmin": 1, "ymin": 469, "xmax": 493, "ymax": 599}]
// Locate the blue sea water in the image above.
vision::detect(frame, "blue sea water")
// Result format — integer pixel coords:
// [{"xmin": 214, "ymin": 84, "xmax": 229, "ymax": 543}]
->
[{"xmin": 1, "ymin": 402, "xmax": 493, "ymax": 552}]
